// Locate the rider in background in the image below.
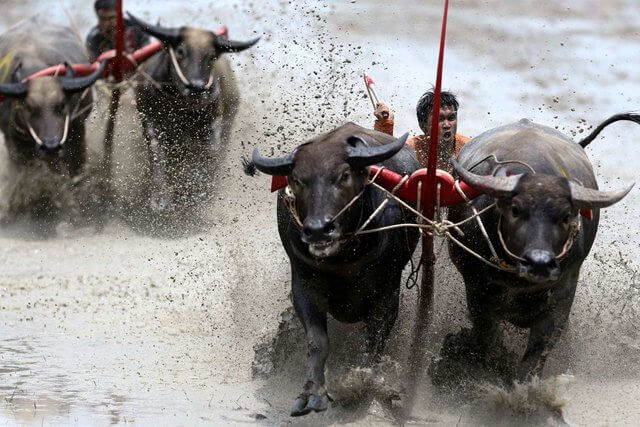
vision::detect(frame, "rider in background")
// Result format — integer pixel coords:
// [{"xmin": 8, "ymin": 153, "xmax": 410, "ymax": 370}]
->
[{"xmin": 85, "ymin": 0, "xmax": 149, "ymax": 62}]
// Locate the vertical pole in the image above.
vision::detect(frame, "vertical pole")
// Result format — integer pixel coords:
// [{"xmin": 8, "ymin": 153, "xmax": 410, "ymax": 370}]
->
[
  {"xmin": 114, "ymin": 0, "xmax": 125, "ymax": 82},
  {"xmin": 102, "ymin": 0, "xmax": 125, "ymax": 220},
  {"xmin": 405, "ymin": 0, "xmax": 450, "ymax": 418}
]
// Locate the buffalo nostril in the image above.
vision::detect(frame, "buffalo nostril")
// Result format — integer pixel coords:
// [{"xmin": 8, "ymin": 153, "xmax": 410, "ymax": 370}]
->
[
  {"xmin": 524, "ymin": 249, "xmax": 557, "ymax": 268},
  {"xmin": 43, "ymin": 139, "xmax": 59, "ymax": 149},
  {"xmin": 323, "ymin": 222, "xmax": 335, "ymax": 235}
]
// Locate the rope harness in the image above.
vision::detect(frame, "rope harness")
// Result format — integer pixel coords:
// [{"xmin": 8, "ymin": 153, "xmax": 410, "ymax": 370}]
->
[{"xmin": 281, "ymin": 162, "xmax": 583, "ymax": 276}]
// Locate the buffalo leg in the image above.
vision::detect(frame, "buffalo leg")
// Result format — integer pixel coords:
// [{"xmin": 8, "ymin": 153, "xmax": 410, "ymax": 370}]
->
[
  {"xmin": 66, "ymin": 122, "xmax": 86, "ymax": 178},
  {"xmin": 518, "ymin": 278, "xmax": 577, "ymax": 380},
  {"xmin": 291, "ymin": 273, "xmax": 329, "ymax": 416},
  {"xmin": 362, "ymin": 282, "xmax": 400, "ymax": 366},
  {"xmin": 466, "ymin": 280, "xmax": 501, "ymax": 353}
]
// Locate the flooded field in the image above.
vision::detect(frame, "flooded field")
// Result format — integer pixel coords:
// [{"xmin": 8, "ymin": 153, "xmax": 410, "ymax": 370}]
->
[{"xmin": 0, "ymin": 0, "xmax": 639, "ymax": 425}]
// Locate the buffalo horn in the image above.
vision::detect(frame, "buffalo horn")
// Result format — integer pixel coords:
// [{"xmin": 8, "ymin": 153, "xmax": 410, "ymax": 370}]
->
[
  {"xmin": 215, "ymin": 37, "xmax": 260, "ymax": 53},
  {"xmin": 0, "ymin": 81, "xmax": 28, "ymax": 98},
  {"xmin": 452, "ymin": 159, "xmax": 521, "ymax": 198},
  {"xmin": 569, "ymin": 181, "xmax": 634, "ymax": 209},
  {"xmin": 126, "ymin": 12, "xmax": 181, "ymax": 46},
  {"xmin": 345, "ymin": 132, "xmax": 408, "ymax": 169},
  {"xmin": 252, "ymin": 147, "xmax": 295, "ymax": 176},
  {"xmin": 61, "ymin": 60, "xmax": 107, "ymax": 94}
]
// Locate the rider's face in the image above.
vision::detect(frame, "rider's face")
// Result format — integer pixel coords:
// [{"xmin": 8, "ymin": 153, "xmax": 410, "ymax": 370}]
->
[
  {"xmin": 423, "ymin": 105, "xmax": 458, "ymax": 145},
  {"xmin": 97, "ymin": 8, "xmax": 117, "ymax": 37}
]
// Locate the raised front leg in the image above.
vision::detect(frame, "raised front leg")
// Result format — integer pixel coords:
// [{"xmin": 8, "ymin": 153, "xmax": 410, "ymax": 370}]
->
[
  {"xmin": 290, "ymin": 271, "xmax": 329, "ymax": 417},
  {"xmin": 142, "ymin": 123, "xmax": 172, "ymax": 212}
]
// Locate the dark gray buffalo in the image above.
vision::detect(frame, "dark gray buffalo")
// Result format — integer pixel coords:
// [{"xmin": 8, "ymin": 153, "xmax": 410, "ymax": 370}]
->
[
  {"xmin": 251, "ymin": 123, "xmax": 420, "ymax": 416},
  {"xmin": 127, "ymin": 13, "xmax": 259, "ymax": 211},
  {"xmin": 0, "ymin": 20, "xmax": 104, "ymax": 176},
  {"xmin": 443, "ymin": 115, "xmax": 636, "ymax": 381}
]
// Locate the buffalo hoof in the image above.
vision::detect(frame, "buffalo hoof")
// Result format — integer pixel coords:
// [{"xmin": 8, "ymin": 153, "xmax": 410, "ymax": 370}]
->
[{"xmin": 290, "ymin": 393, "xmax": 328, "ymax": 417}]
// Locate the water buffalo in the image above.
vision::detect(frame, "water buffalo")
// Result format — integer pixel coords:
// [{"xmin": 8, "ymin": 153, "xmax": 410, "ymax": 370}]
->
[
  {"xmin": 0, "ymin": 20, "xmax": 105, "ymax": 176},
  {"xmin": 127, "ymin": 13, "xmax": 259, "ymax": 212},
  {"xmin": 251, "ymin": 122, "xmax": 420, "ymax": 416},
  {"xmin": 443, "ymin": 115, "xmax": 635, "ymax": 381}
]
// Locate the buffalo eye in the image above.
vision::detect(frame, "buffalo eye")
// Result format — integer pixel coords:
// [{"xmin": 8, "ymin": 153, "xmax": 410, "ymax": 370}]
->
[
  {"xmin": 510, "ymin": 205, "xmax": 520, "ymax": 218},
  {"xmin": 292, "ymin": 177, "xmax": 303, "ymax": 187},
  {"xmin": 175, "ymin": 45, "xmax": 187, "ymax": 59},
  {"xmin": 562, "ymin": 212, "xmax": 572, "ymax": 225},
  {"xmin": 339, "ymin": 170, "xmax": 351, "ymax": 183}
]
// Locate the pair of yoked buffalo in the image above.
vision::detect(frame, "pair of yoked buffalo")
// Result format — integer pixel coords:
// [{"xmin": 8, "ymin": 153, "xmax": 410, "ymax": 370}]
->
[
  {"xmin": 250, "ymin": 113, "xmax": 636, "ymax": 416},
  {"xmin": 0, "ymin": 14, "xmax": 258, "ymax": 219}
]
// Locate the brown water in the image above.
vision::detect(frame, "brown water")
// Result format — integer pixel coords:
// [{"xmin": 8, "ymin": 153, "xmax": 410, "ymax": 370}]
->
[{"xmin": 0, "ymin": 0, "xmax": 639, "ymax": 425}]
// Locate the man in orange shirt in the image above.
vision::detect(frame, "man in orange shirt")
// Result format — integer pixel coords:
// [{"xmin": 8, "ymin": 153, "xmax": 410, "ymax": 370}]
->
[{"xmin": 373, "ymin": 90, "xmax": 470, "ymax": 172}]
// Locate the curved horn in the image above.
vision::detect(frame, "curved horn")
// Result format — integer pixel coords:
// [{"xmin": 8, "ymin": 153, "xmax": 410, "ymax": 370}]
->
[
  {"xmin": 252, "ymin": 147, "xmax": 295, "ymax": 176},
  {"xmin": 126, "ymin": 12, "xmax": 181, "ymax": 46},
  {"xmin": 61, "ymin": 60, "xmax": 107, "ymax": 93},
  {"xmin": 452, "ymin": 158, "xmax": 521, "ymax": 198},
  {"xmin": 0, "ymin": 81, "xmax": 28, "ymax": 98},
  {"xmin": 215, "ymin": 36, "xmax": 260, "ymax": 53},
  {"xmin": 569, "ymin": 181, "xmax": 634, "ymax": 209},
  {"xmin": 346, "ymin": 132, "xmax": 408, "ymax": 169}
]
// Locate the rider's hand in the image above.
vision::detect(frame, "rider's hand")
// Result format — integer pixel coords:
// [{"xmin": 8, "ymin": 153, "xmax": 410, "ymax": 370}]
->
[{"xmin": 374, "ymin": 103, "xmax": 393, "ymax": 121}]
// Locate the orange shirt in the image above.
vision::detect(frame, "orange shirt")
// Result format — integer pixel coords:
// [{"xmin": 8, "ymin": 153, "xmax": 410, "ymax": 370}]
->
[{"xmin": 374, "ymin": 117, "xmax": 470, "ymax": 171}]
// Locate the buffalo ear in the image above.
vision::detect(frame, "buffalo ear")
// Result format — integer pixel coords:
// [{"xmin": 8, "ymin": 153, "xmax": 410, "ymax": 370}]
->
[
  {"xmin": 251, "ymin": 147, "xmax": 295, "ymax": 176},
  {"xmin": 452, "ymin": 159, "xmax": 521, "ymax": 199},
  {"xmin": 345, "ymin": 132, "xmax": 408, "ymax": 169},
  {"xmin": 569, "ymin": 181, "xmax": 634, "ymax": 209}
]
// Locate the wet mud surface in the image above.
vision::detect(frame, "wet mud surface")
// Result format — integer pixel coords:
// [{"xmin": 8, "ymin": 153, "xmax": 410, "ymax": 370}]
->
[{"xmin": 0, "ymin": 0, "xmax": 639, "ymax": 425}]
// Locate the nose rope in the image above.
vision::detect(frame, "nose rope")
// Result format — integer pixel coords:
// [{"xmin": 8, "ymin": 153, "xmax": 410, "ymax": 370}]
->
[
  {"xmin": 168, "ymin": 47, "xmax": 192, "ymax": 87},
  {"xmin": 26, "ymin": 121, "xmax": 43, "ymax": 146},
  {"xmin": 25, "ymin": 113, "xmax": 70, "ymax": 147},
  {"xmin": 168, "ymin": 47, "xmax": 216, "ymax": 90},
  {"xmin": 497, "ymin": 214, "xmax": 581, "ymax": 264}
]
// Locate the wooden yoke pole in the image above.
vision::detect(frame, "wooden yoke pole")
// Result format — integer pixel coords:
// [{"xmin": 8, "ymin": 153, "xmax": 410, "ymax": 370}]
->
[
  {"xmin": 404, "ymin": 0, "xmax": 450, "ymax": 417},
  {"xmin": 102, "ymin": 0, "xmax": 125, "ymax": 216}
]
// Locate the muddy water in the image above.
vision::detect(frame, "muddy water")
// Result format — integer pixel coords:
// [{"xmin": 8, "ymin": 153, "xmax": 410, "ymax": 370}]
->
[{"xmin": 0, "ymin": 0, "xmax": 639, "ymax": 425}]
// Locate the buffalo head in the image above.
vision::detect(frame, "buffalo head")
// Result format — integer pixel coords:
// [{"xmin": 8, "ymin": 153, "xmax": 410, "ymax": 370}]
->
[
  {"xmin": 0, "ymin": 61, "xmax": 105, "ymax": 156},
  {"xmin": 127, "ymin": 13, "xmax": 259, "ymax": 98},
  {"xmin": 453, "ymin": 159, "xmax": 633, "ymax": 283},
  {"xmin": 253, "ymin": 132, "xmax": 408, "ymax": 258}
]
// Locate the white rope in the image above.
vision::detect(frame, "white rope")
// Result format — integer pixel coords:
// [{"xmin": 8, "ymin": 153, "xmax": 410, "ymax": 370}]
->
[
  {"xmin": 27, "ymin": 122, "xmax": 43, "ymax": 146},
  {"xmin": 168, "ymin": 47, "xmax": 191, "ymax": 86},
  {"xmin": 454, "ymin": 180, "xmax": 499, "ymax": 258},
  {"xmin": 26, "ymin": 113, "xmax": 70, "ymax": 147},
  {"xmin": 280, "ymin": 164, "xmax": 578, "ymax": 276},
  {"xmin": 59, "ymin": 113, "xmax": 70, "ymax": 145}
]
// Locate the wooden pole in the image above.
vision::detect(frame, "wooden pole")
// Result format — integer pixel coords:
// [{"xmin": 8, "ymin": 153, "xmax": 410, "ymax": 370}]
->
[
  {"xmin": 102, "ymin": 0, "xmax": 125, "ymax": 212},
  {"xmin": 404, "ymin": 0, "xmax": 450, "ymax": 417}
]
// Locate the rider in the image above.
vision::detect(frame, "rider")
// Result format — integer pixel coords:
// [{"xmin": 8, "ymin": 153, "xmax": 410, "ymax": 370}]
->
[
  {"xmin": 374, "ymin": 90, "xmax": 470, "ymax": 172},
  {"xmin": 85, "ymin": 0, "xmax": 150, "ymax": 62}
]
